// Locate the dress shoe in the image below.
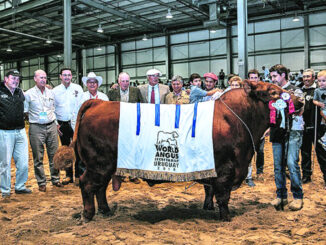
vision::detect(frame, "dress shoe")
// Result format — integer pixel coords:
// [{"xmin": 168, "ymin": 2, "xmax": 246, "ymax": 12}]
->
[
  {"xmin": 302, "ymin": 176, "xmax": 311, "ymax": 184},
  {"xmin": 15, "ymin": 188, "xmax": 32, "ymax": 194},
  {"xmin": 62, "ymin": 177, "xmax": 73, "ymax": 185},
  {"xmin": 53, "ymin": 182, "xmax": 63, "ymax": 187},
  {"xmin": 1, "ymin": 193, "xmax": 10, "ymax": 198},
  {"xmin": 39, "ymin": 185, "xmax": 46, "ymax": 192},
  {"xmin": 289, "ymin": 199, "xmax": 303, "ymax": 211},
  {"xmin": 245, "ymin": 179, "xmax": 256, "ymax": 187}
]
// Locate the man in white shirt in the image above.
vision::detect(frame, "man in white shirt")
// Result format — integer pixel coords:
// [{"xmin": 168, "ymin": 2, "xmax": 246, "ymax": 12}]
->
[
  {"xmin": 137, "ymin": 69, "xmax": 170, "ymax": 104},
  {"xmin": 53, "ymin": 68, "xmax": 83, "ymax": 185},
  {"xmin": 24, "ymin": 70, "xmax": 62, "ymax": 192}
]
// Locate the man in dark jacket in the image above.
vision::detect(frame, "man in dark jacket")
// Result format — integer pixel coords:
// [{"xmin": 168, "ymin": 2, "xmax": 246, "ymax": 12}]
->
[
  {"xmin": 108, "ymin": 72, "xmax": 144, "ymax": 103},
  {"xmin": 301, "ymin": 69, "xmax": 326, "ymax": 185},
  {"xmin": 0, "ymin": 69, "xmax": 32, "ymax": 198}
]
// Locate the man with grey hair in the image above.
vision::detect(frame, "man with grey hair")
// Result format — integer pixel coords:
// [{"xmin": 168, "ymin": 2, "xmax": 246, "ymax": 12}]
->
[
  {"xmin": 138, "ymin": 68, "xmax": 170, "ymax": 104},
  {"xmin": 108, "ymin": 72, "xmax": 144, "ymax": 103},
  {"xmin": 301, "ymin": 68, "xmax": 326, "ymax": 184},
  {"xmin": 165, "ymin": 75, "xmax": 189, "ymax": 104},
  {"xmin": 24, "ymin": 69, "xmax": 62, "ymax": 192}
]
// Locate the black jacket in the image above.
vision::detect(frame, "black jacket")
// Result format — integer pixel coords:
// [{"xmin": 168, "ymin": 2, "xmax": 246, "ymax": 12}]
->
[
  {"xmin": 0, "ymin": 82, "xmax": 25, "ymax": 130},
  {"xmin": 302, "ymin": 83, "xmax": 320, "ymax": 129}
]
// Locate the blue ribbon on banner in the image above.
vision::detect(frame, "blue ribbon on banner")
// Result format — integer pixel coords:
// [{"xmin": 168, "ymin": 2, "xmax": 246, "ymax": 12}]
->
[
  {"xmin": 192, "ymin": 102, "xmax": 198, "ymax": 137},
  {"xmin": 175, "ymin": 104, "xmax": 180, "ymax": 128},
  {"xmin": 155, "ymin": 104, "xmax": 160, "ymax": 126},
  {"xmin": 136, "ymin": 103, "xmax": 141, "ymax": 135}
]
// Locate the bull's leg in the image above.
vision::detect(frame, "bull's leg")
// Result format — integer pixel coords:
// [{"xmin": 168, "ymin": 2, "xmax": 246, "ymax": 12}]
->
[
  {"xmin": 79, "ymin": 171, "xmax": 96, "ymax": 222},
  {"xmin": 213, "ymin": 182, "xmax": 232, "ymax": 221},
  {"xmin": 96, "ymin": 177, "xmax": 111, "ymax": 216},
  {"xmin": 203, "ymin": 185, "xmax": 215, "ymax": 210}
]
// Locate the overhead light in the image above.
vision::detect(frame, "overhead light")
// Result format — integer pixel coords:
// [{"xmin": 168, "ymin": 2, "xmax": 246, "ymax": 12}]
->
[
  {"xmin": 46, "ymin": 36, "xmax": 52, "ymax": 44},
  {"xmin": 210, "ymin": 29, "xmax": 217, "ymax": 33},
  {"xmin": 97, "ymin": 23, "xmax": 103, "ymax": 33},
  {"xmin": 292, "ymin": 13, "xmax": 300, "ymax": 22},
  {"xmin": 96, "ymin": 45, "xmax": 102, "ymax": 51},
  {"xmin": 166, "ymin": 8, "xmax": 173, "ymax": 19},
  {"xmin": 57, "ymin": 54, "xmax": 62, "ymax": 58},
  {"xmin": 6, "ymin": 46, "xmax": 12, "ymax": 52},
  {"xmin": 142, "ymin": 34, "xmax": 148, "ymax": 41},
  {"xmin": 24, "ymin": 60, "xmax": 29, "ymax": 63}
]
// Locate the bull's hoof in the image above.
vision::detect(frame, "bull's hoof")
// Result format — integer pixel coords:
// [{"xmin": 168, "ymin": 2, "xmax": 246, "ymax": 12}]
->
[
  {"xmin": 203, "ymin": 203, "xmax": 215, "ymax": 211},
  {"xmin": 220, "ymin": 213, "xmax": 231, "ymax": 222},
  {"xmin": 83, "ymin": 210, "xmax": 94, "ymax": 222},
  {"xmin": 98, "ymin": 208, "xmax": 112, "ymax": 217}
]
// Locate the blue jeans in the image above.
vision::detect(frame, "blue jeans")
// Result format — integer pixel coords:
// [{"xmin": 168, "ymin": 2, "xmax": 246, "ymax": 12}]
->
[
  {"xmin": 0, "ymin": 129, "xmax": 29, "ymax": 194},
  {"xmin": 272, "ymin": 130, "xmax": 303, "ymax": 199}
]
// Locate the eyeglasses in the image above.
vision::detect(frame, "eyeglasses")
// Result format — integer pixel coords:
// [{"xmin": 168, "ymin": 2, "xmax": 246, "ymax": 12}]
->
[
  {"xmin": 87, "ymin": 81, "xmax": 98, "ymax": 84},
  {"xmin": 148, "ymin": 74, "xmax": 159, "ymax": 78}
]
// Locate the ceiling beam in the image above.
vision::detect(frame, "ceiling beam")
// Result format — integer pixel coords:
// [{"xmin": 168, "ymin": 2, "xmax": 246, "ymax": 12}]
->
[
  {"xmin": 0, "ymin": 0, "xmax": 55, "ymax": 20},
  {"xmin": 19, "ymin": 12, "xmax": 109, "ymax": 39},
  {"xmin": 78, "ymin": 0, "xmax": 162, "ymax": 31},
  {"xmin": 293, "ymin": 0, "xmax": 305, "ymax": 10}
]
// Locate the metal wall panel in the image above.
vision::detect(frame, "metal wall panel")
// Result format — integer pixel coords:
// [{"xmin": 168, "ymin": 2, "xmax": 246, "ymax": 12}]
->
[
  {"xmin": 309, "ymin": 26, "xmax": 326, "ymax": 46},
  {"xmin": 309, "ymin": 12, "xmax": 326, "ymax": 25},
  {"xmin": 255, "ymin": 19, "xmax": 280, "ymax": 32},
  {"xmin": 281, "ymin": 52, "xmax": 304, "ymax": 71},
  {"xmin": 153, "ymin": 37, "xmax": 166, "ymax": 46},
  {"xmin": 189, "ymin": 30, "xmax": 209, "ymax": 42},
  {"xmin": 189, "ymin": 42, "xmax": 209, "ymax": 57},
  {"xmin": 189, "ymin": 60, "xmax": 209, "ymax": 75},
  {"xmin": 281, "ymin": 17, "xmax": 304, "ymax": 29},
  {"xmin": 153, "ymin": 47, "xmax": 165, "ymax": 62},
  {"xmin": 170, "ymin": 33, "xmax": 188, "ymax": 44},
  {"xmin": 210, "ymin": 39, "xmax": 227, "ymax": 55},
  {"xmin": 93, "ymin": 55, "xmax": 106, "ymax": 68},
  {"xmin": 256, "ymin": 54, "xmax": 280, "ymax": 71},
  {"xmin": 281, "ymin": 30, "xmax": 304, "ymax": 48},
  {"xmin": 211, "ymin": 59, "xmax": 227, "ymax": 74},
  {"xmin": 122, "ymin": 52, "xmax": 136, "ymax": 65},
  {"xmin": 121, "ymin": 41, "xmax": 136, "ymax": 51},
  {"xmin": 171, "ymin": 45, "xmax": 188, "ymax": 59},
  {"xmin": 137, "ymin": 49, "xmax": 153, "ymax": 63},
  {"xmin": 136, "ymin": 39, "xmax": 153, "ymax": 49},
  {"xmin": 172, "ymin": 63, "xmax": 188, "ymax": 78},
  {"xmin": 255, "ymin": 33, "xmax": 281, "ymax": 50}
]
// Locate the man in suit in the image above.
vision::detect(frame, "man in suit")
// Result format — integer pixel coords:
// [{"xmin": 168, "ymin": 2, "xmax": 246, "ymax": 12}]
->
[
  {"xmin": 108, "ymin": 72, "xmax": 144, "ymax": 103},
  {"xmin": 138, "ymin": 68, "xmax": 170, "ymax": 104}
]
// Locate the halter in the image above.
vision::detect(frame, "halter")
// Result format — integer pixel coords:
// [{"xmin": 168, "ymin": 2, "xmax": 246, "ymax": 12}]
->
[{"xmin": 217, "ymin": 96, "xmax": 257, "ymax": 153}]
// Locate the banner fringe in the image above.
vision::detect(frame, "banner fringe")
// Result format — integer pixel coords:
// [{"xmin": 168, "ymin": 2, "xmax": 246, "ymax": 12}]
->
[{"xmin": 115, "ymin": 168, "xmax": 217, "ymax": 182}]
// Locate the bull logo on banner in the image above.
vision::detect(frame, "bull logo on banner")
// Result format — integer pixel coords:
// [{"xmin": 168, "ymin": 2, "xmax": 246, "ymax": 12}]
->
[{"xmin": 154, "ymin": 131, "xmax": 179, "ymax": 171}]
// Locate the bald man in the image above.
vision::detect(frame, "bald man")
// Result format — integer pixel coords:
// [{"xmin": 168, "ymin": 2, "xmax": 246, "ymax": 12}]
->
[
  {"xmin": 24, "ymin": 70, "xmax": 62, "ymax": 192},
  {"xmin": 108, "ymin": 72, "xmax": 144, "ymax": 103}
]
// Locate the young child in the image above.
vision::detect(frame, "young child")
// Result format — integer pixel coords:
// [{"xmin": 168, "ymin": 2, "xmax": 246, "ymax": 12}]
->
[
  {"xmin": 188, "ymin": 73, "xmax": 221, "ymax": 103},
  {"xmin": 313, "ymin": 70, "xmax": 326, "ymax": 149}
]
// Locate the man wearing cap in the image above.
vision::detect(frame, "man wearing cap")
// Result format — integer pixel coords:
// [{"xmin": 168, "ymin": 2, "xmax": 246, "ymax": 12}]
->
[
  {"xmin": 24, "ymin": 70, "xmax": 62, "ymax": 192},
  {"xmin": 53, "ymin": 68, "xmax": 83, "ymax": 185},
  {"xmin": 203, "ymin": 72, "xmax": 222, "ymax": 101},
  {"xmin": 138, "ymin": 69, "xmax": 170, "ymax": 104},
  {"xmin": 108, "ymin": 72, "xmax": 144, "ymax": 103},
  {"xmin": 0, "ymin": 69, "xmax": 32, "ymax": 197}
]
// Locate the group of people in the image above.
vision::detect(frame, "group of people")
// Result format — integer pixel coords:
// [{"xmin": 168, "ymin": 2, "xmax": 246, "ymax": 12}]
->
[{"xmin": 1, "ymin": 65, "xmax": 326, "ymax": 214}]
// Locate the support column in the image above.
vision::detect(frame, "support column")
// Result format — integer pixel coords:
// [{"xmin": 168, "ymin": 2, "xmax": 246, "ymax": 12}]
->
[
  {"xmin": 64, "ymin": 0, "xmax": 72, "ymax": 68},
  {"xmin": 115, "ymin": 43, "xmax": 122, "ymax": 78},
  {"xmin": 303, "ymin": 14, "xmax": 310, "ymax": 69},
  {"xmin": 165, "ymin": 34, "xmax": 171, "ymax": 80},
  {"xmin": 226, "ymin": 24, "xmax": 233, "ymax": 75},
  {"xmin": 237, "ymin": 0, "xmax": 248, "ymax": 79}
]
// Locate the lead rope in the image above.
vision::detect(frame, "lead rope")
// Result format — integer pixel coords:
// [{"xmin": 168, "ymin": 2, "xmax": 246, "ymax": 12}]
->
[{"xmin": 218, "ymin": 97, "xmax": 257, "ymax": 154}]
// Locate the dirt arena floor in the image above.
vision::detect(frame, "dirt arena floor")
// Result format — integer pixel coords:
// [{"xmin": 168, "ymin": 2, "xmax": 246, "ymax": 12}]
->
[{"xmin": 1, "ymin": 128, "xmax": 326, "ymax": 245}]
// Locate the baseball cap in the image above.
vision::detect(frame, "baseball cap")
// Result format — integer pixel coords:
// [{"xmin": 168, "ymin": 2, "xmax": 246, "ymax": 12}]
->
[{"xmin": 5, "ymin": 69, "xmax": 20, "ymax": 77}]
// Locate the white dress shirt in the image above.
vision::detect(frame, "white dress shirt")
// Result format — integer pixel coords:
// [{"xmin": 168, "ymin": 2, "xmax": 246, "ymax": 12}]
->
[
  {"xmin": 24, "ymin": 86, "xmax": 57, "ymax": 124},
  {"xmin": 53, "ymin": 83, "xmax": 83, "ymax": 122},
  {"xmin": 147, "ymin": 84, "xmax": 160, "ymax": 104}
]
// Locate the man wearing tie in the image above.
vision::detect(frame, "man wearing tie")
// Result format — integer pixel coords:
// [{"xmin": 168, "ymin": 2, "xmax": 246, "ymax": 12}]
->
[{"xmin": 138, "ymin": 69, "xmax": 170, "ymax": 104}]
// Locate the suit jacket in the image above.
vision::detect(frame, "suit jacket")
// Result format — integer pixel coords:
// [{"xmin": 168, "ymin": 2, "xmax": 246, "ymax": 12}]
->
[
  {"xmin": 107, "ymin": 87, "xmax": 144, "ymax": 103},
  {"xmin": 138, "ymin": 83, "xmax": 170, "ymax": 104}
]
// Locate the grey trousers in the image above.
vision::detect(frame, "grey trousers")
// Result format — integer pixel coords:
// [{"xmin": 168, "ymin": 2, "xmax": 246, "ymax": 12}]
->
[{"xmin": 29, "ymin": 122, "xmax": 60, "ymax": 186}]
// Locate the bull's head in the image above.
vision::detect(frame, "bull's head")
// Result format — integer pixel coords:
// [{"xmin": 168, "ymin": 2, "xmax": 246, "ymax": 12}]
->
[{"xmin": 244, "ymin": 80, "xmax": 304, "ymax": 112}]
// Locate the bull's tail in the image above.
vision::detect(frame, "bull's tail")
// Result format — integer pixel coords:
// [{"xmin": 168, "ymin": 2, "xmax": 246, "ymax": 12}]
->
[{"xmin": 53, "ymin": 100, "xmax": 102, "ymax": 170}]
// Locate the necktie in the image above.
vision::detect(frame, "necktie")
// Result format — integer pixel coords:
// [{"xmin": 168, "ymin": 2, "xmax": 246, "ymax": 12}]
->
[{"xmin": 151, "ymin": 86, "xmax": 155, "ymax": 104}]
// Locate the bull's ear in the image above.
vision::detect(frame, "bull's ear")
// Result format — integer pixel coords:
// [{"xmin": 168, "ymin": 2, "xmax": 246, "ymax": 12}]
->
[{"xmin": 243, "ymin": 79, "xmax": 252, "ymax": 94}]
